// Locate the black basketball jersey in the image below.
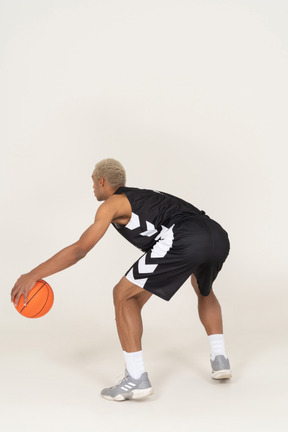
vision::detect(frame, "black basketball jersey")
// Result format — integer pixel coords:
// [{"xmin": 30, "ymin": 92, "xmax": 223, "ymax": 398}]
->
[{"xmin": 112, "ymin": 186, "xmax": 205, "ymax": 252}]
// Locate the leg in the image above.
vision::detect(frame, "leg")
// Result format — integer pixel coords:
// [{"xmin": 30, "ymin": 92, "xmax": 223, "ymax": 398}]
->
[
  {"xmin": 191, "ymin": 274, "xmax": 223, "ymax": 335},
  {"xmin": 113, "ymin": 276, "xmax": 152, "ymax": 352},
  {"xmin": 191, "ymin": 274, "xmax": 231, "ymax": 379},
  {"xmin": 101, "ymin": 277, "xmax": 153, "ymax": 401}
]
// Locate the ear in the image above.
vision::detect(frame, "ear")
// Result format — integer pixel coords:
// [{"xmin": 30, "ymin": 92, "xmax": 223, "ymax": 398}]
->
[{"xmin": 99, "ymin": 176, "xmax": 105, "ymax": 187}]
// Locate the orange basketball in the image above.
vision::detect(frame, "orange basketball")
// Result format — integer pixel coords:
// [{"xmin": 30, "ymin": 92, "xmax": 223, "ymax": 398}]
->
[{"xmin": 14, "ymin": 279, "xmax": 54, "ymax": 318}]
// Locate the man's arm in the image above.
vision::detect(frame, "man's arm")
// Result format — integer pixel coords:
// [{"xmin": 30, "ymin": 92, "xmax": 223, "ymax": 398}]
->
[{"xmin": 11, "ymin": 198, "xmax": 120, "ymax": 306}]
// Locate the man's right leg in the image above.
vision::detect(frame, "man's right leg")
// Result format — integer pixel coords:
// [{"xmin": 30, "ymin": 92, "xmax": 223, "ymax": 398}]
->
[
  {"xmin": 113, "ymin": 276, "xmax": 152, "ymax": 353},
  {"xmin": 191, "ymin": 274, "xmax": 232, "ymax": 379},
  {"xmin": 101, "ymin": 277, "xmax": 153, "ymax": 401}
]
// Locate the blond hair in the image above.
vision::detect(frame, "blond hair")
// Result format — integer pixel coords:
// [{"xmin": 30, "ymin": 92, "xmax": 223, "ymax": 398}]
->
[{"xmin": 93, "ymin": 158, "xmax": 126, "ymax": 187}]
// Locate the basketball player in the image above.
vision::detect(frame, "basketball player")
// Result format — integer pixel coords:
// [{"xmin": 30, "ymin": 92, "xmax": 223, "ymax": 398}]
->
[{"xmin": 11, "ymin": 158, "xmax": 231, "ymax": 401}]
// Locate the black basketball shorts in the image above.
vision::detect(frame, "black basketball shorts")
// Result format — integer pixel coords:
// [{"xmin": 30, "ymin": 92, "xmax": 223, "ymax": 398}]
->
[{"xmin": 125, "ymin": 216, "xmax": 230, "ymax": 301}]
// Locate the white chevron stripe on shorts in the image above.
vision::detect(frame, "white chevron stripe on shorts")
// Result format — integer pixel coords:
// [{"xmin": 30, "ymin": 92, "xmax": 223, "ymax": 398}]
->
[
  {"xmin": 138, "ymin": 255, "xmax": 158, "ymax": 274},
  {"xmin": 151, "ymin": 225, "xmax": 175, "ymax": 258},
  {"xmin": 126, "ymin": 268, "xmax": 148, "ymax": 288},
  {"xmin": 125, "ymin": 224, "xmax": 175, "ymax": 289}
]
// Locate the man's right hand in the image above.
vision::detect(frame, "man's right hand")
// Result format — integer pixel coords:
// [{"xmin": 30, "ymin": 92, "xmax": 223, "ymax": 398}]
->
[{"xmin": 11, "ymin": 273, "xmax": 38, "ymax": 307}]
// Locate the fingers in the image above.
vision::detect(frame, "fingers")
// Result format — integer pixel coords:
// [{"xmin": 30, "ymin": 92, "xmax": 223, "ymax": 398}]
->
[
  {"xmin": 11, "ymin": 281, "xmax": 20, "ymax": 305},
  {"xmin": 13, "ymin": 292, "xmax": 23, "ymax": 308},
  {"xmin": 12, "ymin": 291, "xmax": 28, "ymax": 307},
  {"xmin": 24, "ymin": 291, "xmax": 28, "ymax": 306},
  {"xmin": 11, "ymin": 285, "xmax": 18, "ymax": 305},
  {"xmin": 11, "ymin": 274, "xmax": 37, "ymax": 307},
  {"xmin": 11, "ymin": 285, "xmax": 25, "ymax": 307}
]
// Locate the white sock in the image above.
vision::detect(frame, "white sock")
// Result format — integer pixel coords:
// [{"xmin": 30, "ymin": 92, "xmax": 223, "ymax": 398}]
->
[
  {"xmin": 123, "ymin": 350, "xmax": 145, "ymax": 379},
  {"xmin": 208, "ymin": 334, "xmax": 228, "ymax": 361}
]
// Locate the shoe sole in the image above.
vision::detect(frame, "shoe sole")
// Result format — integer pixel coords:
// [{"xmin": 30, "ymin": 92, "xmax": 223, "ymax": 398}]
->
[
  {"xmin": 101, "ymin": 387, "xmax": 153, "ymax": 402},
  {"xmin": 212, "ymin": 369, "xmax": 232, "ymax": 380}
]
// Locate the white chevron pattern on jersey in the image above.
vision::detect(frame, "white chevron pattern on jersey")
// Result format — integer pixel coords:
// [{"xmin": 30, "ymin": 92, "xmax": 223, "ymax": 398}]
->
[
  {"xmin": 126, "ymin": 214, "xmax": 158, "ymax": 238},
  {"xmin": 140, "ymin": 221, "xmax": 158, "ymax": 237},
  {"xmin": 126, "ymin": 212, "xmax": 140, "ymax": 230}
]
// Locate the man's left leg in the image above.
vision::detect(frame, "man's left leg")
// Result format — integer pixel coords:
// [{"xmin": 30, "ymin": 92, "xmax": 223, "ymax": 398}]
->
[
  {"xmin": 191, "ymin": 274, "xmax": 232, "ymax": 380},
  {"xmin": 101, "ymin": 276, "xmax": 153, "ymax": 401}
]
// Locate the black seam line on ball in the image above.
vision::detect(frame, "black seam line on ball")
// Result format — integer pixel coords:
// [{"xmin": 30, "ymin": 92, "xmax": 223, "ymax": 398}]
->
[
  {"xmin": 20, "ymin": 281, "xmax": 47, "ymax": 313},
  {"xmin": 32, "ymin": 285, "xmax": 50, "ymax": 318}
]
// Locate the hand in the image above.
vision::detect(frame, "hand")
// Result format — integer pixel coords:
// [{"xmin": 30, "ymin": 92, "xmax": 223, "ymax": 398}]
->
[{"xmin": 11, "ymin": 273, "xmax": 38, "ymax": 307}]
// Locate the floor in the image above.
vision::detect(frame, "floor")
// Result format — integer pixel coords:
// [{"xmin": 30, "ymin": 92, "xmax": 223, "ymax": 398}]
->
[{"xmin": 1, "ymin": 281, "xmax": 287, "ymax": 432}]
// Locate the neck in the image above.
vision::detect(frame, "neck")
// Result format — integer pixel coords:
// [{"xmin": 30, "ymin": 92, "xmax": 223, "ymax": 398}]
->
[{"xmin": 104, "ymin": 184, "xmax": 125, "ymax": 200}]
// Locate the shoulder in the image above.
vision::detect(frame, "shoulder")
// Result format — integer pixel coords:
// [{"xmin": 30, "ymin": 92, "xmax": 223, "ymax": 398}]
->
[
  {"xmin": 96, "ymin": 194, "xmax": 131, "ymax": 220},
  {"xmin": 99, "ymin": 194, "xmax": 127, "ymax": 211},
  {"xmin": 106, "ymin": 193, "xmax": 129, "ymax": 205}
]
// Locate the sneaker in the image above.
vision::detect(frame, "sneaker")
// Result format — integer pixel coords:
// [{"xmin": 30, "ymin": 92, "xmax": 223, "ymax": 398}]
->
[
  {"xmin": 211, "ymin": 355, "xmax": 232, "ymax": 380},
  {"xmin": 101, "ymin": 370, "xmax": 153, "ymax": 401}
]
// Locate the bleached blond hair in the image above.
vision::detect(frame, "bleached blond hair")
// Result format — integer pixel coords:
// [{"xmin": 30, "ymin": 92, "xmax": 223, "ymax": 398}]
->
[{"xmin": 93, "ymin": 158, "xmax": 126, "ymax": 187}]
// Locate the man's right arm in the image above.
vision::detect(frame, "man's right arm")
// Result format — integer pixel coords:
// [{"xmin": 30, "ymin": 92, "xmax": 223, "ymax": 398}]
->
[{"xmin": 11, "ymin": 198, "xmax": 120, "ymax": 306}]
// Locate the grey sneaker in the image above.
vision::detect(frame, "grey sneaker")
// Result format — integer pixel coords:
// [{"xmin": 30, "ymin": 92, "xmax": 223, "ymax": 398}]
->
[
  {"xmin": 101, "ymin": 370, "xmax": 153, "ymax": 401},
  {"xmin": 211, "ymin": 355, "xmax": 232, "ymax": 380}
]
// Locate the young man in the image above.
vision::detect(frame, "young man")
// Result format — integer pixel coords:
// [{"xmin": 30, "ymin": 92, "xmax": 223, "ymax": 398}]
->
[{"xmin": 11, "ymin": 158, "xmax": 231, "ymax": 402}]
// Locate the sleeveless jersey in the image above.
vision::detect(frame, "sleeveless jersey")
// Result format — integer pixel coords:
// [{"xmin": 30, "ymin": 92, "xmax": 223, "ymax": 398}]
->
[{"xmin": 112, "ymin": 186, "xmax": 206, "ymax": 252}]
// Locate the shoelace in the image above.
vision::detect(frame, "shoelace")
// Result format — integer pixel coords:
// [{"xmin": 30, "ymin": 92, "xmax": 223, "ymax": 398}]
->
[{"xmin": 110, "ymin": 373, "xmax": 129, "ymax": 389}]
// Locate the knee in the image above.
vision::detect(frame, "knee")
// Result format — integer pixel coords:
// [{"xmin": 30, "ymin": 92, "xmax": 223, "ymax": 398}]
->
[
  {"xmin": 113, "ymin": 282, "xmax": 133, "ymax": 307},
  {"xmin": 113, "ymin": 283, "xmax": 124, "ymax": 307},
  {"xmin": 191, "ymin": 274, "xmax": 201, "ymax": 296},
  {"xmin": 198, "ymin": 290, "xmax": 221, "ymax": 308}
]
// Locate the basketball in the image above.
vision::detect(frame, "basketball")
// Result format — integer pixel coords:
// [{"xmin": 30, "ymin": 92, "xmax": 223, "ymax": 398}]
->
[{"xmin": 14, "ymin": 279, "xmax": 54, "ymax": 318}]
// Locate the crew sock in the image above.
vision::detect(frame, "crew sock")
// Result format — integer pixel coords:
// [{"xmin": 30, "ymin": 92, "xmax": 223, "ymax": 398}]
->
[
  {"xmin": 123, "ymin": 350, "xmax": 145, "ymax": 379},
  {"xmin": 208, "ymin": 334, "xmax": 228, "ymax": 361}
]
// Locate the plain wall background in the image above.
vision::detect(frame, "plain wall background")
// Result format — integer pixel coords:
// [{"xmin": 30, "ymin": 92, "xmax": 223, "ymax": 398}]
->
[{"xmin": 1, "ymin": 1, "xmax": 287, "ymax": 431}]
